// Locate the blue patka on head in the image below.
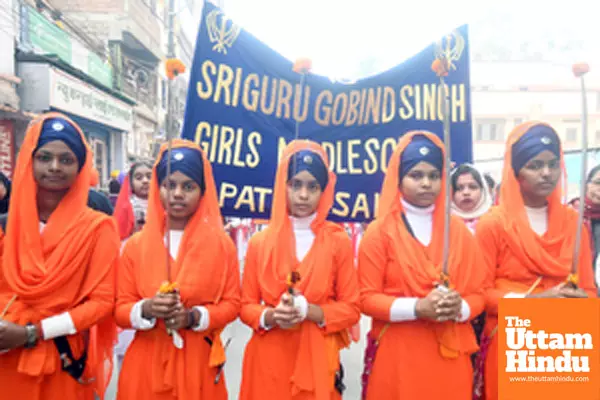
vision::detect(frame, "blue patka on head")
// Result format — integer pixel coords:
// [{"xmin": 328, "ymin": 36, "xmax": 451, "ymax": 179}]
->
[
  {"xmin": 156, "ymin": 147, "xmax": 205, "ymax": 194},
  {"xmin": 36, "ymin": 117, "xmax": 87, "ymax": 170},
  {"xmin": 399, "ymin": 134, "xmax": 443, "ymax": 179},
  {"xmin": 287, "ymin": 150, "xmax": 329, "ymax": 190},
  {"xmin": 511, "ymin": 125, "xmax": 560, "ymax": 174}
]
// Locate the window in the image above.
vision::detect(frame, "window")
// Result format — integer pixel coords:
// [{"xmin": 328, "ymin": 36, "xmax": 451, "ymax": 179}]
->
[
  {"xmin": 595, "ymin": 130, "xmax": 600, "ymax": 143},
  {"xmin": 514, "ymin": 118, "xmax": 524, "ymax": 127},
  {"xmin": 475, "ymin": 120, "xmax": 505, "ymax": 141},
  {"xmin": 566, "ymin": 128, "xmax": 578, "ymax": 142}
]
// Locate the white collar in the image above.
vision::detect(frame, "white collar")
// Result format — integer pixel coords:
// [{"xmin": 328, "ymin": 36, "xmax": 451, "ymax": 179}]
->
[
  {"xmin": 524, "ymin": 205, "xmax": 548, "ymax": 214},
  {"xmin": 401, "ymin": 198, "xmax": 434, "ymax": 216},
  {"xmin": 290, "ymin": 213, "xmax": 317, "ymax": 230}
]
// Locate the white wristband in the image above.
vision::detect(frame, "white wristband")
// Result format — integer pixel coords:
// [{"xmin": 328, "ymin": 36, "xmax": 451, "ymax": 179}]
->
[
  {"xmin": 457, "ymin": 299, "xmax": 471, "ymax": 322},
  {"xmin": 505, "ymin": 292, "xmax": 527, "ymax": 299},
  {"xmin": 41, "ymin": 312, "xmax": 77, "ymax": 340},
  {"xmin": 259, "ymin": 309, "xmax": 273, "ymax": 331},
  {"xmin": 191, "ymin": 306, "xmax": 210, "ymax": 332},
  {"xmin": 390, "ymin": 297, "xmax": 419, "ymax": 322},
  {"xmin": 130, "ymin": 300, "xmax": 156, "ymax": 330},
  {"xmin": 294, "ymin": 295, "xmax": 308, "ymax": 320}
]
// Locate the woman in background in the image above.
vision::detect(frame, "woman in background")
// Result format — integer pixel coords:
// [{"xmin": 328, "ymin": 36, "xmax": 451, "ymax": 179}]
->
[
  {"xmin": 450, "ymin": 164, "xmax": 493, "ymax": 234},
  {"xmin": 113, "ymin": 161, "xmax": 152, "ymax": 241}
]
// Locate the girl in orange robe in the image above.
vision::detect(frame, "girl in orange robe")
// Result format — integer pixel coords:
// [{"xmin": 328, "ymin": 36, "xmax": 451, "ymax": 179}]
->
[
  {"xmin": 358, "ymin": 131, "xmax": 486, "ymax": 400},
  {"xmin": 115, "ymin": 139, "xmax": 240, "ymax": 400},
  {"xmin": 239, "ymin": 140, "xmax": 360, "ymax": 400},
  {"xmin": 0, "ymin": 113, "xmax": 120, "ymax": 400},
  {"xmin": 476, "ymin": 122, "xmax": 597, "ymax": 400}
]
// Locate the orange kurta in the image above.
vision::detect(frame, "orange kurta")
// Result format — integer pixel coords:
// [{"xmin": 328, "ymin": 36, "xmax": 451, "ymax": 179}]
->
[
  {"xmin": 358, "ymin": 131, "xmax": 485, "ymax": 400},
  {"xmin": 477, "ymin": 122, "xmax": 598, "ymax": 400},
  {"xmin": 115, "ymin": 139, "xmax": 240, "ymax": 400},
  {"xmin": 239, "ymin": 140, "xmax": 360, "ymax": 400},
  {"xmin": 0, "ymin": 112, "xmax": 119, "ymax": 400}
]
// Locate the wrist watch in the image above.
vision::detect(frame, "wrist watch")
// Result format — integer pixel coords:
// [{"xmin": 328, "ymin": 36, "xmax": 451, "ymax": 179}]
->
[{"xmin": 24, "ymin": 323, "xmax": 39, "ymax": 349}]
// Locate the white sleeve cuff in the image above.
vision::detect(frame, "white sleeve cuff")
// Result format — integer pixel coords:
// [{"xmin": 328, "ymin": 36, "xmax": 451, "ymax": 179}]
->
[
  {"xmin": 41, "ymin": 312, "xmax": 77, "ymax": 340},
  {"xmin": 457, "ymin": 299, "xmax": 471, "ymax": 322},
  {"xmin": 130, "ymin": 300, "xmax": 156, "ymax": 330},
  {"xmin": 389, "ymin": 297, "xmax": 418, "ymax": 322},
  {"xmin": 294, "ymin": 295, "xmax": 308, "ymax": 320},
  {"xmin": 259, "ymin": 309, "xmax": 273, "ymax": 331},
  {"xmin": 505, "ymin": 292, "xmax": 527, "ymax": 299},
  {"xmin": 191, "ymin": 306, "xmax": 210, "ymax": 332}
]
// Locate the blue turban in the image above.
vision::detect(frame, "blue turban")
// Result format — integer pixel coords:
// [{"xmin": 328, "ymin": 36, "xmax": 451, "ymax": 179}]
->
[
  {"xmin": 156, "ymin": 147, "xmax": 205, "ymax": 194},
  {"xmin": 511, "ymin": 125, "xmax": 560, "ymax": 175},
  {"xmin": 399, "ymin": 135, "xmax": 443, "ymax": 179},
  {"xmin": 287, "ymin": 150, "xmax": 329, "ymax": 190},
  {"xmin": 36, "ymin": 117, "xmax": 87, "ymax": 170}
]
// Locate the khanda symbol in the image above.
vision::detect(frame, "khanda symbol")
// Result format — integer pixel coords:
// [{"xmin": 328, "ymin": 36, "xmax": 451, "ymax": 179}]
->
[
  {"xmin": 206, "ymin": 9, "xmax": 241, "ymax": 55},
  {"xmin": 434, "ymin": 30, "xmax": 465, "ymax": 72}
]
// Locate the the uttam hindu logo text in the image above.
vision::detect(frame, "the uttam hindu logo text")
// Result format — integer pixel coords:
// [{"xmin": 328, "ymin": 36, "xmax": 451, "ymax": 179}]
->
[{"xmin": 504, "ymin": 316, "xmax": 593, "ymax": 373}]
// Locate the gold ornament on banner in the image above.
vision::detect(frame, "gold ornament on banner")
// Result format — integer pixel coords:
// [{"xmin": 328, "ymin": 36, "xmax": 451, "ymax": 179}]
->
[
  {"xmin": 434, "ymin": 31, "xmax": 465, "ymax": 73},
  {"xmin": 206, "ymin": 9, "xmax": 241, "ymax": 54}
]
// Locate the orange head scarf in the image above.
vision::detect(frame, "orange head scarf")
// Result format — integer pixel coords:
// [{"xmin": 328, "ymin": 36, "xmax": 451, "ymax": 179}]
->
[
  {"xmin": 135, "ymin": 139, "xmax": 231, "ymax": 393},
  {"xmin": 259, "ymin": 140, "xmax": 338, "ymax": 303},
  {"xmin": 113, "ymin": 162, "xmax": 152, "ymax": 241},
  {"xmin": 113, "ymin": 174, "xmax": 135, "ymax": 240},
  {"xmin": 257, "ymin": 140, "xmax": 347, "ymax": 400},
  {"xmin": 376, "ymin": 130, "xmax": 482, "ymax": 357},
  {"xmin": 495, "ymin": 121, "xmax": 579, "ymax": 279},
  {"xmin": 1, "ymin": 112, "xmax": 119, "ymax": 397}
]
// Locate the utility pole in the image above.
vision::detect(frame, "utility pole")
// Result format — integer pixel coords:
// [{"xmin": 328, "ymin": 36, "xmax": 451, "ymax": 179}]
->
[{"xmin": 166, "ymin": 0, "xmax": 176, "ymax": 143}]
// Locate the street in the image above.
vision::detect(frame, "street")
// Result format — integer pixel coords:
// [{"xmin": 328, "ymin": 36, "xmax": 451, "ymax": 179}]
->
[{"xmin": 106, "ymin": 316, "xmax": 372, "ymax": 399}]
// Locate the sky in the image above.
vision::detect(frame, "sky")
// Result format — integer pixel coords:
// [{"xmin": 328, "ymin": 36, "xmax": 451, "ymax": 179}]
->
[
  {"xmin": 175, "ymin": 0, "xmax": 598, "ymax": 81},
  {"xmin": 219, "ymin": 0, "xmax": 598, "ymax": 79}
]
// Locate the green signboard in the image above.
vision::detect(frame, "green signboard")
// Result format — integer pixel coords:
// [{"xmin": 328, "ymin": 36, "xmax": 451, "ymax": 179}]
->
[
  {"xmin": 27, "ymin": 5, "xmax": 72, "ymax": 62},
  {"xmin": 23, "ymin": 5, "xmax": 114, "ymax": 89}
]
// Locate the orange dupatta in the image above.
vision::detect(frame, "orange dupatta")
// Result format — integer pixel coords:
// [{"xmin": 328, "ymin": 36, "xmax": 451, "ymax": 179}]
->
[
  {"xmin": 376, "ymin": 131, "xmax": 482, "ymax": 357},
  {"xmin": 257, "ymin": 140, "xmax": 347, "ymax": 400},
  {"xmin": 136, "ymin": 139, "xmax": 230, "ymax": 392},
  {"xmin": 494, "ymin": 121, "xmax": 589, "ymax": 281},
  {"xmin": 113, "ymin": 175, "xmax": 135, "ymax": 240},
  {"xmin": 1, "ymin": 112, "xmax": 118, "ymax": 398}
]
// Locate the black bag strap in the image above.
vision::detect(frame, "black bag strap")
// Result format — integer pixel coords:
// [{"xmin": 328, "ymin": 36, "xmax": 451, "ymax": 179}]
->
[
  {"xmin": 335, "ymin": 362, "xmax": 346, "ymax": 394},
  {"xmin": 54, "ymin": 336, "xmax": 88, "ymax": 382},
  {"xmin": 400, "ymin": 212, "xmax": 416, "ymax": 238},
  {"xmin": 0, "ymin": 212, "xmax": 89, "ymax": 384},
  {"xmin": 0, "ymin": 213, "xmax": 7, "ymax": 232}
]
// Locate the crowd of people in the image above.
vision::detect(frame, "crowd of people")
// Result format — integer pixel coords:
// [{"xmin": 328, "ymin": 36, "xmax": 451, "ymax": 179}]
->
[{"xmin": 0, "ymin": 113, "xmax": 597, "ymax": 400}]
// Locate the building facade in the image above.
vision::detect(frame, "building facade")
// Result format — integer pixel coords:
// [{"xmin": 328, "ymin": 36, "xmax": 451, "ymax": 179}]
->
[
  {"xmin": 10, "ymin": 0, "xmax": 134, "ymax": 185},
  {"xmin": 471, "ymin": 61, "xmax": 600, "ymax": 196}
]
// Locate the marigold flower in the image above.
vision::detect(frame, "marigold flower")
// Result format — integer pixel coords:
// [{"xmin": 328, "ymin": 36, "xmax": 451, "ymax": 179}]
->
[
  {"xmin": 293, "ymin": 58, "xmax": 312, "ymax": 74},
  {"xmin": 432, "ymin": 58, "xmax": 449, "ymax": 77},
  {"xmin": 572, "ymin": 63, "xmax": 590, "ymax": 78},
  {"xmin": 166, "ymin": 58, "xmax": 186, "ymax": 80}
]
